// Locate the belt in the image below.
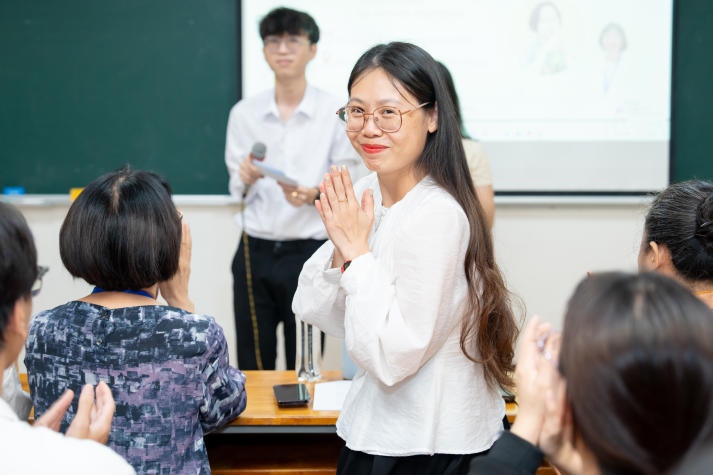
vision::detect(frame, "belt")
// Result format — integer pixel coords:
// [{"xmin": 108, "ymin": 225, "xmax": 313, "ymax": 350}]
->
[{"xmin": 246, "ymin": 235, "xmax": 325, "ymax": 254}]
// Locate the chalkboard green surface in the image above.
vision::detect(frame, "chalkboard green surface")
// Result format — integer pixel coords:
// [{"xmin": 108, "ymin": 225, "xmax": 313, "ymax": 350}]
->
[
  {"xmin": 0, "ymin": 1, "xmax": 238, "ymax": 194},
  {"xmin": 671, "ymin": 0, "xmax": 713, "ymax": 183}
]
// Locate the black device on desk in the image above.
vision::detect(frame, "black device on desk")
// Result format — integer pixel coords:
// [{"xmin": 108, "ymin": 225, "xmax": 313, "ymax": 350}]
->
[{"xmin": 273, "ymin": 383, "xmax": 310, "ymax": 407}]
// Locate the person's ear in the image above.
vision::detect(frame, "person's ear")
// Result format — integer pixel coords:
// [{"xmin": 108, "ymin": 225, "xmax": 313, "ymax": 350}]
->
[
  {"xmin": 7, "ymin": 297, "xmax": 30, "ymax": 341},
  {"xmin": 427, "ymin": 102, "xmax": 438, "ymax": 133},
  {"xmin": 648, "ymin": 241, "xmax": 671, "ymax": 271},
  {"xmin": 307, "ymin": 43, "xmax": 317, "ymax": 62}
]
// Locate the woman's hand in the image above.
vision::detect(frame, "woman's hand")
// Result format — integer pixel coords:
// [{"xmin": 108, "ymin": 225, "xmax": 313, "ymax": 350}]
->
[
  {"xmin": 35, "ymin": 389, "xmax": 75, "ymax": 432},
  {"xmin": 539, "ymin": 356, "xmax": 584, "ymax": 475},
  {"xmin": 65, "ymin": 382, "xmax": 116, "ymax": 444},
  {"xmin": 36, "ymin": 382, "xmax": 116, "ymax": 445},
  {"xmin": 159, "ymin": 219, "xmax": 195, "ymax": 312},
  {"xmin": 509, "ymin": 315, "xmax": 553, "ymax": 445},
  {"xmin": 315, "ymin": 166, "xmax": 373, "ymax": 262}
]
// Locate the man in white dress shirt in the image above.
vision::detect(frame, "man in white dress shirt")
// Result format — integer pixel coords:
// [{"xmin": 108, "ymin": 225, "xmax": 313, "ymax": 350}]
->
[
  {"xmin": 0, "ymin": 202, "xmax": 135, "ymax": 474},
  {"xmin": 224, "ymin": 7, "xmax": 360, "ymax": 370}
]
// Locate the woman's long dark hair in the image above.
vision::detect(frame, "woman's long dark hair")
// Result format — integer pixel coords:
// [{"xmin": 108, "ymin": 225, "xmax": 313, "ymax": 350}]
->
[{"xmin": 348, "ymin": 42, "xmax": 519, "ymax": 389}]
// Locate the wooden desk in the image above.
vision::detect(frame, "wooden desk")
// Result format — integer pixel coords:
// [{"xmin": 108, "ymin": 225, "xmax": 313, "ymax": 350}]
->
[
  {"xmin": 206, "ymin": 371, "xmax": 529, "ymax": 475},
  {"xmin": 220, "ymin": 370, "xmax": 340, "ymax": 433},
  {"xmin": 206, "ymin": 370, "xmax": 343, "ymax": 475}
]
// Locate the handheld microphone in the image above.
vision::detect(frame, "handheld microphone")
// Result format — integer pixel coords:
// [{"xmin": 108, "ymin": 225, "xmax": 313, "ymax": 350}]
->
[
  {"xmin": 243, "ymin": 142, "xmax": 267, "ymax": 199},
  {"xmin": 249, "ymin": 142, "xmax": 266, "ymax": 162}
]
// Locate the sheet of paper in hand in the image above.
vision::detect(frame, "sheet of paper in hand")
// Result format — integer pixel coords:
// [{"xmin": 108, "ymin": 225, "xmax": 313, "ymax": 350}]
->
[{"xmin": 254, "ymin": 162, "xmax": 298, "ymax": 186}]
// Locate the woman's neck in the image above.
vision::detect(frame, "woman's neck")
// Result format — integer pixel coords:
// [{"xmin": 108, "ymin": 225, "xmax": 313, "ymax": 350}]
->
[
  {"xmin": 378, "ymin": 170, "xmax": 424, "ymax": 207},
  {"xmin": 683, "ymin": 280, "xmax": 713, "ymax": 311}
]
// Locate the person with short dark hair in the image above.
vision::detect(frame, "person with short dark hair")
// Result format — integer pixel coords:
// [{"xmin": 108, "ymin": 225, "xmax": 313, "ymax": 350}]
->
[
  {"xmin": 225, "ymin": 6, "xmax": 361, "ymax": 370},
  {"xmin": 293, "ymin": 41, "xmax": 519, "ymax": 474},
  {"xmin": 468, "ymin": 272, "xmax": 713, "ymax": 475},
  {"xmin": 24, "ymin": 168, "xmax": 247, "ymax": 474},
  {"xmin": 638, "ymin": 179, "xmax": 713, "ymax": 309},
  {"xmin": 0, "ymin": 202, "xmax": 135, "ymax": 474}
]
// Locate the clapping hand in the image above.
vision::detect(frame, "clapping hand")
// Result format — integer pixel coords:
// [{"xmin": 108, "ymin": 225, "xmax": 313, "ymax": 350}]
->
[
  {"xmin": 315, "ymin": 166, "xmax": 373, "ymax": 267},
  {"xmin": 35, "ymin": 381, "xmax": 116, "ymax": 445}
]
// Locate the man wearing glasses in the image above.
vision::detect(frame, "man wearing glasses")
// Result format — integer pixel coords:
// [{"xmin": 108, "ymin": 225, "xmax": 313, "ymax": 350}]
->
[
  {"xmin": 225, "ymin": 7, "xmax": 360, "ymax": 370},
  {"xmin": 0, "ymin": 203, "xmax": 135, "ymax": 473}
]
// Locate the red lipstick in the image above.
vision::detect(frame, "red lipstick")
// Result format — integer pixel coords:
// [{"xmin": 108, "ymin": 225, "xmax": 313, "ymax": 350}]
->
[{"xmin": 361, "ymin": 144, "xmax": 387, "ymax": 154}]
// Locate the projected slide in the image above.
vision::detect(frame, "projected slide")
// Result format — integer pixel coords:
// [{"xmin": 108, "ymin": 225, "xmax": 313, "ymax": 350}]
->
[{"xmin": 242, "ymin": 0, "xmax": 673, "ymax": 193}]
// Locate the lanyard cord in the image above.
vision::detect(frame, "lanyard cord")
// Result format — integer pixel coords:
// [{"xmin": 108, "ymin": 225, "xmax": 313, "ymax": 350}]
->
[
  {"xmin": 241, "ymin": 192, "xmax": 264, "ymax": 370},
  {"xmin": 92, "ymin": 286, "xmax": 155, "ymax": 299}
]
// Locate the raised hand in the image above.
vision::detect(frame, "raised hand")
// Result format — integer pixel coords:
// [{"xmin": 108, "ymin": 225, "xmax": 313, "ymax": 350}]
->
[
  {"xmin": 315, "ymin": 165, "xmax": 373, "ymax": 264},
  {"xmin": 159, "ymin": 219, "xmax": 195, "ymax": 312},
  {"xmin": 538, "ymin": 340, "xmax": 583, "ymax": 475},
  {"xmin": 509, "ymin": 315, "xmax": 554, "ymax": 445},
  {"xmin": 35, "ymin": 389, "xmax": 75, "ymax": 432},
  {"xmin": 35, "ymin": 382, "xmax": 117, "ymax": 445},
  {"xmin": 65, "ymin": 382, "xmax": 116, "ymax": 444}
]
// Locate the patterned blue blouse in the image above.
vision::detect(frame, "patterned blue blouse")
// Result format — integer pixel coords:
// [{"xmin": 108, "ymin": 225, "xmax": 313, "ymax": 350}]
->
[{"xmin": 25, "ymin": 301, "xmax": 247, "ymax": 475}]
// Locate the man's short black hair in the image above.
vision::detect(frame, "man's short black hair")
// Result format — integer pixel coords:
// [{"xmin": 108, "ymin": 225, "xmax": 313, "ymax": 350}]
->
[
  {"xmin": 259, "ymin": 7, "xmax": 320, "ymax": 44},
  {"xmin": 0, "ymin": 203, "xmax": 37, "ymax": 348},
  {"xmin": 60, "ymin": 167, "xmax": 182, "ymax": 291}
]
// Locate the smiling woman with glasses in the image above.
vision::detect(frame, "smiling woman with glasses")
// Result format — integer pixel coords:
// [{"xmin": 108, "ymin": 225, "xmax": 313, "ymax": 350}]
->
[{"xmin": 294, "ymin": 42, "xmax": 520, "ymax": 474}]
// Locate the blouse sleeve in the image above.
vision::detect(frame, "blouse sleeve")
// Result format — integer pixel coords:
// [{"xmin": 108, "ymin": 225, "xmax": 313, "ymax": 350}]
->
[
  {"xmin": 292, "ymin": 240, "xmax": 348, "ymax": 338},
  {"xmin": 340, "ymin": 199, "xmax": 471, "ymax": 386},
  {"xmin": 199, "ymin": 319, "xmax": 247, "ymax": 433}
]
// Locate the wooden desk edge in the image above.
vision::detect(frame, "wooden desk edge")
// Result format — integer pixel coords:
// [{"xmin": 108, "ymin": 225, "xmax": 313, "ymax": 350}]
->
[{"xmin": 19, "ymin": 371, "xmax": 517, "ymax": 426}]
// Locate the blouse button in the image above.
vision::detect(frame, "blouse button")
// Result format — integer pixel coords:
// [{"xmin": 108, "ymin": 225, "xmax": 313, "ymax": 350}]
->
[{"xmin": 96, "ymin": 338, "xmax": 103, "ymax": 345}]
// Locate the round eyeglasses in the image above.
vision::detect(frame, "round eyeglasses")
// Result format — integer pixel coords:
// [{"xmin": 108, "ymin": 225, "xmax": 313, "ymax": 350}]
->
[
  {"xmin": 336, "ymin": 103, "xmax": 430, "ymax": 133},
  {"xmin": 263, "ymin": 35, "xmax": 310, "ymax": 52},
  {"xmin": 31, "ymin": 266, "xmax": 49, "ymax": 297}
]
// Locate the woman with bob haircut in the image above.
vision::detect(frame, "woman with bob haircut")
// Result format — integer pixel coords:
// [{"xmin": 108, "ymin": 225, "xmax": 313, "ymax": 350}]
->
[
  {"xmin": 469, "ymin": 271, "xmax": 713, "ymax": 475},
  {"xmin": 0, "ymin": 202, "xmax": 135, "ymax": 474},
  {"xmin": 293, "ymin": 42, "xmax": 519, "ymax": 474},
  {"xmin": 638, "ymin": 179, "xmax": 713, "ymax": 310},
  {"xmin": 25, "ymin": 168, "xmax": 247, "ymax": 474}
]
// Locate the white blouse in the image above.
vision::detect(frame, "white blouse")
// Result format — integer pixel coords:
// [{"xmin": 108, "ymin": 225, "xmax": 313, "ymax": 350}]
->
[{"xmin": 293, "ymin": 173, "xmax": 504, "ymax": 456}]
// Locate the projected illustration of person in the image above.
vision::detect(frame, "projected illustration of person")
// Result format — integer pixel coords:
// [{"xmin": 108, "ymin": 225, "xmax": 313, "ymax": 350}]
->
[
  {"xmin": 600, "ymin": 23, "xmax": 627, "ymax": 93},
  {"xmin": 522, "ymin": 1, "xmax": 567, "ymax": 75}
]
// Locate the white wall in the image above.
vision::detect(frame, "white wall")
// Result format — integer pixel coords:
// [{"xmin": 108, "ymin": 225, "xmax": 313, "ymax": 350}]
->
[
  {"xmin": 494, "ymin": 197, "xmax": 648, "ymax": 332},
  {"xmin": 13, "ymin": 195, "xmax": 649, "ymax": 373}
]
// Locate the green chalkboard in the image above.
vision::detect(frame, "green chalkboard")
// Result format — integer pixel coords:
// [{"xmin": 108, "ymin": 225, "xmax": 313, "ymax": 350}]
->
[
  {"xmin": 0, "ymin": 1, "xmax": 238, "ymax": 194},
  {"xmin": 671, "ymin": 0, "xmax": 713, "ymax": 182}
]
